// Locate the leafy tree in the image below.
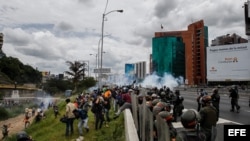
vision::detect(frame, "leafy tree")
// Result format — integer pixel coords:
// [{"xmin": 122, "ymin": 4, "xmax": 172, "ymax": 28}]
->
[
  {"xmin": 0, "ymin": 56, "xmax": 42, "ymax": 84},
  {"xmin": 65, "ymin": 61, "xmax": 86, "ymax": 92},
  {"xmin": 77, "ymin": 77, "xmax": 97, "ymax": 92},
  {"xmin": 43, "ymin": 78, "xmax": 74, "ymax": 95}
]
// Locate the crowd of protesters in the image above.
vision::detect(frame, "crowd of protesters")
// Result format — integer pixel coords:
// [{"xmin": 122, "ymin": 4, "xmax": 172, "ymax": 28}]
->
[{"xmin": 3, "ymin": 83, "xmax": 245, "ymax": 141}]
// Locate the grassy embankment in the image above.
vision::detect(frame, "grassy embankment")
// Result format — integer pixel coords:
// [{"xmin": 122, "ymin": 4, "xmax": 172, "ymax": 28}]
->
[{"xmin": 7, "ymin": 98, "xmax": 125, "ymax": 141}]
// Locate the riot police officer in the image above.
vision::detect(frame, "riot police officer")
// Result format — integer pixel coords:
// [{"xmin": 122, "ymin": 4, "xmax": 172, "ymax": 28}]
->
[
  {"xmin": 176, "ymin": 109, "xmax": 206, "ymax": 141},
  {"xmin": 199, "ymin": 95, "xmax": 218, "ymax": 141},
  {"xmin": 172, "ymin": 90, "xmax": 184, "ymax": 122}
]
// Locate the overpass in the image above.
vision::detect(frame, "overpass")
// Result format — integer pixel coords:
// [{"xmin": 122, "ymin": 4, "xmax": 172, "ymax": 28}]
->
[
  {"xmin": 0, "ymin": 84, "xmax": 39, "ymax": 90},
  {"xmin": 0, "ymin": 84, "xmax": 40, "ymax": 99}
]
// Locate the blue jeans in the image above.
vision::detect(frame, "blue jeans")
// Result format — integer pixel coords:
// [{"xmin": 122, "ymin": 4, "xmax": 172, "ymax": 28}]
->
[
  {"xmin": 78, "ymin": 117, "xmax": 89, "ymax": 136},
  {"xmin": 66, "ymin": 118, "xmax": 75, "ymax": 136}
]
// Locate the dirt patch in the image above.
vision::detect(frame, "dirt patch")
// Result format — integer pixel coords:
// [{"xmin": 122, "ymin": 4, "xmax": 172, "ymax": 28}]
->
[{"xmin": 0, "ymin": 114, "xmax": 35, "ymax": 139}]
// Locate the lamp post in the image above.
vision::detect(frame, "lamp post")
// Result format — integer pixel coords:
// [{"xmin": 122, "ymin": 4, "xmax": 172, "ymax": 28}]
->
[
  {"xmin": 90, "ymin": 54, "xmax": 98, "ymax": 68},
  {"xmin": 90, "ymin": 54, "xmax": 98, "ymax": 80},
  {"xmin": 100, "ymin": 9, "xmax": 123, "ymax": 83}
]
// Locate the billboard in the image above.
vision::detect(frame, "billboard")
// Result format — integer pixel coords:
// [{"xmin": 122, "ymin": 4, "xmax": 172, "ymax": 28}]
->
[
  {"xmin": 94, "ymin": 68, "xmax": 111, "ymax": 73},
  {"xmin": 207, "ymin": 43, "xmax": 250, "ymax": 81}
]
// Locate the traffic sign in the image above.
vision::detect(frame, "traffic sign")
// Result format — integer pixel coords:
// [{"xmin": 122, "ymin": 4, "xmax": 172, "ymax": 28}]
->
[{"xmin": 94, "ymin": 68, "xmax": 111, "ymax": 73}]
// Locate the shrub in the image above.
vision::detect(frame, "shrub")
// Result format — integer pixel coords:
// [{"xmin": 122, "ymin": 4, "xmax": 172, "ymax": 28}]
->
[{"xmin": 0, "ymin": 107, "xmax": 9, "ymax": 120}]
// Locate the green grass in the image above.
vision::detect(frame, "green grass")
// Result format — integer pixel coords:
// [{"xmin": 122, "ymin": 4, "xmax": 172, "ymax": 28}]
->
[{"xmin": 6, "ymin": 99, "xmax": 125, "ymax": 141}]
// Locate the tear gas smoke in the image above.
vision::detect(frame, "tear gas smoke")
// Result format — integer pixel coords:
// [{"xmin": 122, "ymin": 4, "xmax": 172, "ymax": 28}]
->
[{"xmin": 90, "ymin": 72, "xmax": 184, "ymax": 90}]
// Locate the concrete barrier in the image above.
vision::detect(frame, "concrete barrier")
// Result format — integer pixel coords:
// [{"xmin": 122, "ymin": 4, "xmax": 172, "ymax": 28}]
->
[{"xmin": 124, "ymin": 109, "xmax": 139, "ymax": 141}]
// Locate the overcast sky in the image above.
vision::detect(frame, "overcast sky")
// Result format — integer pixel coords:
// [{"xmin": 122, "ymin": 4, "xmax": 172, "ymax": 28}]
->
[{"xmin": 0, "ymin": 0, "xmax": 248, "ymax": 76}]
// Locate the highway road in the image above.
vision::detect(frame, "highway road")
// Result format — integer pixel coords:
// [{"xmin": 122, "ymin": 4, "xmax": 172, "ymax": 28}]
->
[{"xmin": 172, "ymin": 89, "xmax": 250, "ymax": 141}]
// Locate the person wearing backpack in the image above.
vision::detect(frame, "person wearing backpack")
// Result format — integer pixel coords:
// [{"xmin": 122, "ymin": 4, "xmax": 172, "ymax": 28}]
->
[
  {"xmin": 73, "ymin": 107, "xmax": 88, "ymax": 141},
  {"xmin": 175, "ymin": 109, "xmax": 206, "ymax": 141}
]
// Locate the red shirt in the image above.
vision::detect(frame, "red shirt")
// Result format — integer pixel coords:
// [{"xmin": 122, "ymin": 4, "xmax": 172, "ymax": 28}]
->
[{"xmin": 122, "ymin": 93, "xmax": 131, "ymax": 103}]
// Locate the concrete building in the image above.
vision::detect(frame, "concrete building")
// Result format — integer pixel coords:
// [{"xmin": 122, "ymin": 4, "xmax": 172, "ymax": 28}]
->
[
  {"xmin": 152, "ymin": 20, "xmax": 208, "ymax": 86},
  {"xmin": 211, "ymin": 33, "xmax": 247, "ymax": 46},
  {"xmin": 135, "ymin": 61, "xmax": 146, "ymax": 80}
]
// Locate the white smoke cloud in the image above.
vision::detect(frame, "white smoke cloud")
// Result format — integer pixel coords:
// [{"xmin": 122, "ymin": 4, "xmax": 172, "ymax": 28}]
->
[
  {"xmin": 95, "ymin": 72, "xmax": 184, "ymax": 91},
  {"xmin": 139, "ymin": 72, "xmax": 184, "ymax": 90}
]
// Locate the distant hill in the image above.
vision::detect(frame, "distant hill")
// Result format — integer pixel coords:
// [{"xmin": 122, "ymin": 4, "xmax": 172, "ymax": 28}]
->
[{"xmin": 0, "ymin": 71, "xmax": 12, "ymax": 84}]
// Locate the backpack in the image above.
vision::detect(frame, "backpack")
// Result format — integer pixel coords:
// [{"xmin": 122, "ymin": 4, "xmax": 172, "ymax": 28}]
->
[
  {"xmin": 73, "ymin": 109, "xmax": 80, "ymax": 119},
  {"xmin": 116, "ymin": 93, "xmax": 124, "ymax": 106},
  {"xmin": 91, "ymin": 103, "xmax": 98, "ymax": 114},
  {"xmin": 25, "ymin": 111, "xmax": 32, "ymax": 119}
]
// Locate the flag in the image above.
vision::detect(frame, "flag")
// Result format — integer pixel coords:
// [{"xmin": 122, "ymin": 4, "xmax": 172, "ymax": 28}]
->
[{"xmin": 161, "ymin": 24, "xmax": 163, "ymax": 29}]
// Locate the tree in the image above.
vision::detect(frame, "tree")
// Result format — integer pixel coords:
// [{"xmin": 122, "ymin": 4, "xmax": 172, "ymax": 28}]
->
[
  {"xmin": 43, "ymin": 78, "xmax": 73, "ymax": 95},
  {"xmin": 65, "ymin": 61, "xmax": 86, "ymax": 92},
  {"xmin": 77, "ymin": 77, "xmax": 97, "ymax": 92},
  {"xmin": 0, "ymin": 56, "xmax": 42, "ymax": 84}
]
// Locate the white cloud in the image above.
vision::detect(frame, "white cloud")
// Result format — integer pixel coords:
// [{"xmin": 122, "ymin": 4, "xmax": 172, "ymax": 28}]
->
[{"xmin": 0, "ymin": 0, "xmax": 248, "ymax": 76}]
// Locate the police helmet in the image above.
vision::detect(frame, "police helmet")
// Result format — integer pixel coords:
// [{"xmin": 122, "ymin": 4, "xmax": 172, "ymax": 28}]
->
[
  {"xmin": 152, "ymin": 106, "xmax": 162, "ymax": 116},
  {"xmin": 201, "ymin": 95, "xmax": 212, "ymax": 105},
  {"xmin": 16, "ymin": 131, "xmax": 30, "ymax": 141},
  {"xmin": 152, "ymin": 99, "xmax": 160, "ymax": 106},
  {"xmin": 158, "ymin": 111, "xmax": 173, "ymax": 122},
  {"xmin": 212, "ymin": 88, "xmax": 218, "ymax": 94},
  {"xmin": 156, "ymin": 101, "xmax": 171, "ymax": 112},
  {"xmin": 175, "ymin": 90, "xmax": 180, "ymax": 95},
  {"xmin": 160, "ymin": 91, "xmax": 166, "ymax": 95},
  {"xmin": 122, "ymin": 87, "xmax": 128, "ymax": 93},
  {"xmin": 181, "ymin": 109, "xmax": 200, "ymax": 128},
  {"xmin": 156, "ymin": 101, "xmax": 167, "ymax": 108}
]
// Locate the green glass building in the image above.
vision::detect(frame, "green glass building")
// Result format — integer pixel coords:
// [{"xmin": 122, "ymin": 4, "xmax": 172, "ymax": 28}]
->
[{"xmin": 152, "ymin": 36, "xmax": 185, "ymax": 78}]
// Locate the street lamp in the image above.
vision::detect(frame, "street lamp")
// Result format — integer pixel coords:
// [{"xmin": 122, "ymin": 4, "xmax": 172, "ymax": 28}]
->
[
  {"xmin": 100, "ymin": 9, "xmax": 123, "ymax": 82},
  {"xmin": 90, "ymin": 54, "xmax": 98, "ymax": 80},
  {"xmin": 89, "ymin": 54, "xmax": 98, "ymax": 68}
]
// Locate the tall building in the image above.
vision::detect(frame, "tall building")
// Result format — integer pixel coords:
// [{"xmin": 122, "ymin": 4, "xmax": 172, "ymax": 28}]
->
[
  {"xmin": 152, "ymin": 36, "xmax": 185, "ymax": 78},
  {"xmin": 135, "ymin": 61, "xmax": 146, "ymax": 80},
  {"xmin": 153, "ymin": 20, "xmax": 208, "ymax": 85}
]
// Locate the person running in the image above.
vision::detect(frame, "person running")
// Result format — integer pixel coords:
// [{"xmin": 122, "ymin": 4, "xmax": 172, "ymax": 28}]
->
[{"xmin": 73, "ymin": 108, "xmax": 88, "ymax": 141}]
